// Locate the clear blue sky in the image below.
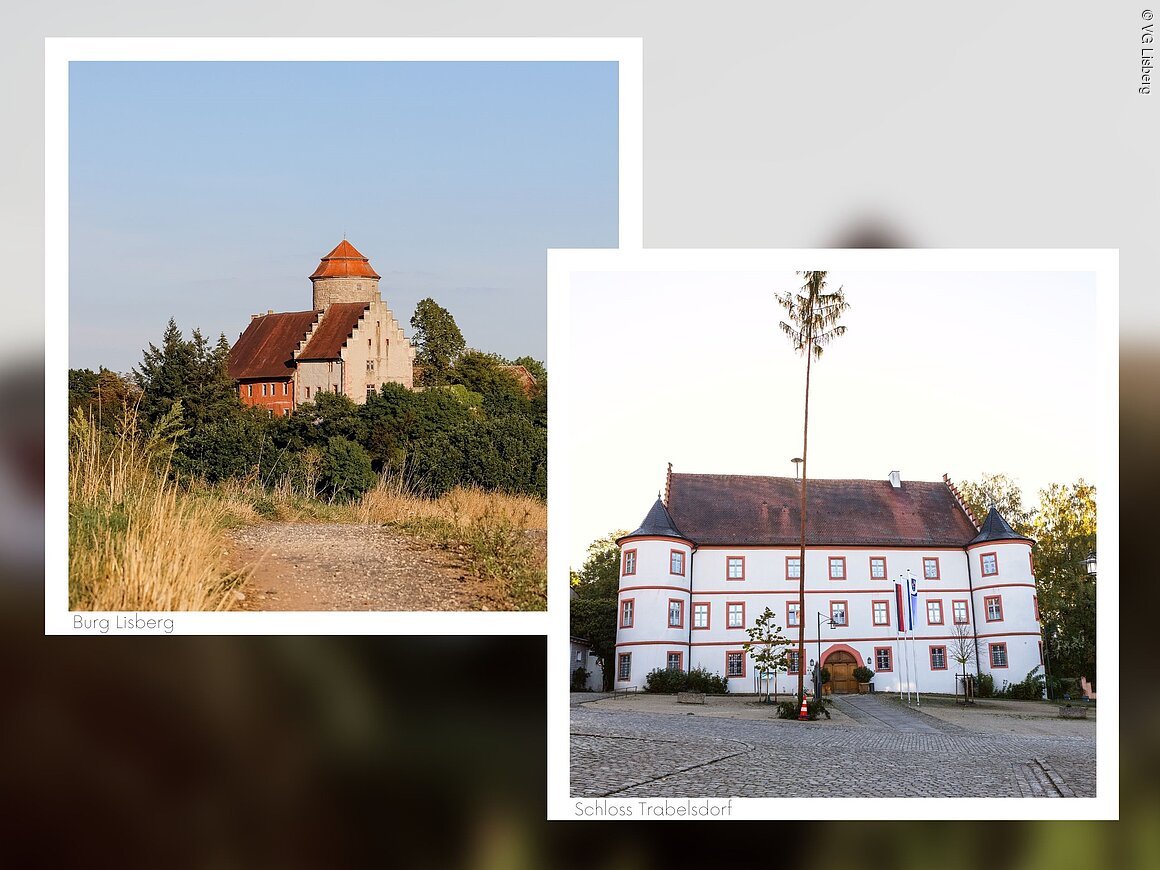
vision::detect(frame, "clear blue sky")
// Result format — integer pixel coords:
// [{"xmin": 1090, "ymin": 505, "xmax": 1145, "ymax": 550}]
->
[{"xmin": 69, "ymin": 61, "xmax": 619, "ymax": 372}]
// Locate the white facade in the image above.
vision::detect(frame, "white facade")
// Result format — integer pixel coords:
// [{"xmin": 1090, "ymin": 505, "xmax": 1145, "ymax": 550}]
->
[{"xmin": 613, "ymin": 477, "xmax": 1044, "ymax": 696}]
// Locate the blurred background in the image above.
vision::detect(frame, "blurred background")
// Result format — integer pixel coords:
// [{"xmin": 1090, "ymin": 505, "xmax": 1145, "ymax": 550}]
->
[{"xmin": 4, "ymin": 1, "xmax": 1156, "ymax": 865}]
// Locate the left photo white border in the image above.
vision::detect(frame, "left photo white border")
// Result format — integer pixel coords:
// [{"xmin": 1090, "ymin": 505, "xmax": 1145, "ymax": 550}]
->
[{"xmin": 45, "ymin": 36, "xmax": 642, "ymax": 635}]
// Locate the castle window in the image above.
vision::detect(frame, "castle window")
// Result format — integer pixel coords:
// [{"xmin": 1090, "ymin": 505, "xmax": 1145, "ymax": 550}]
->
[
  {"xmin": 930, "ymin": 645, "xmax": 947, "ymax": 670},
  {"xmin": 787, "ymin": 650, "xmax": 801, "ymax": 674},
  {"xmin": 786, "ymin": 556, "xmax": 801, "ymax": 580},
  {"xmin": 870, "ymin": 556, "xmax": 887, "ymax": 580},
  {"xmin": 666, "ymin": 651, "xmax": 683, "ymax": 671},
  {"xmin": 952, "ymin": 600, "xmax": 969, "ymax": 624},
  {"xmin": 261, "ymin": 383, "xmax": 267, "ymax": 396},
  {"xmin": 668, "ymin": 599, "xmax": 684, "ymax": 629},
  {"xmin": 726, "ymin": 556, "xmax": 745, "ymax": 580},
  {"xmin": 923, "ymin": 557, "xmax": 941, "ymax": 580},
  {"xmin": 989, "ymin": 643, "xmax": 1008, "ymax": 668},
  {"xmin": 829, "ymin": 600, "xmax": 847, "ymax": 626},
  {"xmin": 727, "ymin": 601, "xmax": 745, "ymax": 629},
  {"xmin": 874, "ymin": 647, "xmax": 893, "ymax": 671},
  {"xmin": 367, "ymin": 360, "xmax": 375, "ymax": 372},
  {"xmin": 670, "ymin": 550, "xmax": 685, "ymax": 576},
  {"xmin": 829, "ymin": 556, "xmax": 846, "ymax": 580},
  {"xmin": 282, "ymin": 409, "xmax": 290, "ymax": 417},
  {"xmin": 726, "ymin": 651, "xmax": 745, "ymax": 678},
  {"xmin": 1033, "ymin": 595, "xmax": 1039, "ymax": 621},
  {"xmin": 282, "ymin": 382, "xmax": 288, "ymax": 395},
  {"xmin": 692, "ymin": 602, "xmax": 710, "ymax": 629},
  {"xmin": 305, "ymin": 386, "xmax": 311, "ymax": 399},
  {"xmin": 927, "ymin": 599, "xmax": 944, "ymax": 625},
  {"xmin": 620, "ymin": 599, "xmax": 634, "ymax": 628},
  {"xmin": 980, "ymin": 551, "xmax": 998, "ymax": 577},
  {"xmin": 872, "ymin": 600, "xmax": 890, "ymax": 626},
  {"xmin": 787, "ymin": 601, "xmax": 800, "ymax": 627},
  {"xmin": 622, "ymin": 549, "xmax": 637, "ymax": 576},
  {"xmin": 984, "ymin": 595, "xmax": 1004, "ymax": 622},
  {"xmin": 617, "ymin": 653, "xmax": 631, "ymax": 682},
  {"xmin": 247, "ymin": 384, "xmax": 253, "ymax": 397}
]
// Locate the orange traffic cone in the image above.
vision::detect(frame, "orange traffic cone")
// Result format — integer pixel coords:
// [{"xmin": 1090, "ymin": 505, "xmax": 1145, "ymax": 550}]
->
[{"xmin": 798, "ymin": 695, "xmax": 809, "ymax": 720}]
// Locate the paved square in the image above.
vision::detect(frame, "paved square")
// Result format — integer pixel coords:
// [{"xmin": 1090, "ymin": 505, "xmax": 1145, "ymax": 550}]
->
[{"xmin": 570, "ymin": 693, "xmax": 1096, "ymax": 798}]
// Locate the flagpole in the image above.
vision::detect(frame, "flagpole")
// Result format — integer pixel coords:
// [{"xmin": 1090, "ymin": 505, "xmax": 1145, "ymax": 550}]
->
[
  {"xmin": 908, "ymin": 569, "xmax": 922, "ymax": 707},
  {"xmin": 898, "ymin": 577, "xmax": 910, "ymax": 703}
]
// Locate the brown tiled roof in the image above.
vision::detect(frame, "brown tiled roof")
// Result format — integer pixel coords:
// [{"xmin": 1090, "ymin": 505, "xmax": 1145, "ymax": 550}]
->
[
  {"xmin": 309, "ymin": 240, "xmax": 381, "ymax": 279},
  {"xmin": 228, "ymin": 310, "xmax": 319, "ymax": 380},
  {"xmin": 665, "ymin": 473, "xmax": 979, "ymax": 547},
  {"xmin": 297, "ymin": 302, "xmax": 369, "ymax": 360}
]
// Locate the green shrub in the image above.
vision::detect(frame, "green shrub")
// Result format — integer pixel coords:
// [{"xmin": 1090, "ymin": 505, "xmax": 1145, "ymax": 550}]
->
[
  {"xmin": 318, "ymin": 436, "xmax": 378, "ymax": 502},
  {"xmin": 977, "ymin": 673, "xmax": 995, "ymax": 697},
  {"xmin": 776, "ymin": 697, "xmax": 831, "ymax": 720},
  {"xmin": 852, "ymin": 666, "xmax": 874, "ymax": 683},
  {"xmin": 820, "ymin": 667, "xmax": 831, "ymax": 684},
  {"xmin": 571, "ymin": 667, "xmax": 590, "ymax": 692},
  {"xmin": 643, "ymin": 666, "xmax": 729, "ymax": 695},
  {"xmin": 997, "ymin": 666, "xmax": 1044, "ymax": 700}
]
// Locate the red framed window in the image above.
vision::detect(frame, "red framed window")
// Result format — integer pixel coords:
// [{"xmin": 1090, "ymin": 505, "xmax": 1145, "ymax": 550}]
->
[
  {"xmin": 692, "ymin": 602, "xmax": 710, "ymax": 629},
  {"xmin": 830, "ymin": 600, "xmax": 848, "ymax": 626},
  {"xmin": 668, "ymin": 598, "xmax": 685, "ymax": 629},
  {"xmin": 1038, "ymin": 641, "xmax": 1043, "ymax": 664},
  {"xmin": 984, "ymin": 595, "xmax": 1004, "ymax": 622},
  {"xmin": 989, "ymin": 642, "xmax": 1008, "ymax": 668},
  {"xmin": 786, "ymin": 556, "xmax": 801, "ymax": 580},
  {"xmin": 923, "ymin": 557, "xmax": 941, "ymax": 580},
  {"xmin": 980, "ymin": 551, "xmax": 998, "ymax": 577},
  {"xmin": 952, "ymin": 599, "xmax": 969, "ymax": 624},
  {"xmin": 666, "ymin": 651, "xmax": 684, "ymax": 671},
  {"xmin": 829, "ymin": 556, "xmax": 847, "ymax": 580},
  {"xmin": 787, "ymin": 650, "xmax": 801, "ymax": 674},
  {"xmin": 726, "ymin": 601, "xmax": 745, "ymax": 629},
  {"xmin": 670, "ymin": 549, "xmax": 686, "ymax": 576},
  {"xmin": 622, "ymin": 549, "xmax": 637, "ymax": 576},
  {"xmin": 874, "ymin": 646, "xmax": 893, "ymax": 672},
  {"xmin": 726, "ymin": 650, "xmax": 746, "ymax": 678},
  {"xmin": 929, "ymin": 645, "xmax": 948, "ymax": 670},
  {"xmin": 870, "ymin": 556, "xmax": 887, "ymax": 580},
  {"xmin": 726, "ymin": 556, "xmax": 745, "ymax": 580},
  {"xmin": 926, "ymin": 599, "xmax": 944, "ymax": 626},
  {"xmin": 787, "ymin": 601, "xmax": 800, "ymax": 627},
  {"xmin": 620, "ymin": 598, "xmax": 634, "ymax": 628},
  {"xmin": 1033, "ymin": 595, "xmax": 1039, "ymax": 621},
  {"xmin": 872, "ymin": 600, "xmax": 890, "ymax": 626},
  {"xmin": 617, "ymin": 652, "xmax": 632, "ymax": 681}
]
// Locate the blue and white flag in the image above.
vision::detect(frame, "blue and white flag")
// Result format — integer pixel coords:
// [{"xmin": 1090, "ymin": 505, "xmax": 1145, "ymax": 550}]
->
[{"xmin": 907, "ymin": 570, "xmax": 919, "ymax": 631}]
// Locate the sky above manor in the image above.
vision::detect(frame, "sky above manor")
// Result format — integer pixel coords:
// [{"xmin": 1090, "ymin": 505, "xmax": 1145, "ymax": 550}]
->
[
  {"xmin": 566, "ymin": 268, "xmax": 1102, "ymax": 567},
  {"xmin": 69, "ymin": 61, "xmax": 619, "ymax": 372}
]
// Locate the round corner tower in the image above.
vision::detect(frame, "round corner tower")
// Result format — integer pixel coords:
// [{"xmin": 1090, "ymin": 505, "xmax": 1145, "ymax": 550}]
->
[{"xmin": 310, "ymin": 239, "xmax": 382, "ymax": 309}]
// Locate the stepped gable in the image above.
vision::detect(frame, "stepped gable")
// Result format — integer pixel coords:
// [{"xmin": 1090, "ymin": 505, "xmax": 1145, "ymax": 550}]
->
[
  {"xmin": 228, "ymin": 310, "xmax": 319, "ymax": 380},
  {"xmin": 297, "ymin": 302, "xmax": 370, "ymax": 360},
  {"xmin": 309, "ymin": 239, "xmax": 381, "ymax": 279},
  {"xmin": 617, "ymin": 498, "xmax": 687, "ymax": 543},
  {"xmin": 665, "ymin": 473, "xmax": 980, "ymax": 547},
  {"xmin": 969, "ymin": 506, "xmax": 1034, "ymax": 545}
]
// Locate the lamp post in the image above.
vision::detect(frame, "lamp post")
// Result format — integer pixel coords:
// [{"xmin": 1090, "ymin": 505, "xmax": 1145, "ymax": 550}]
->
[{"xmin": 815, "ymin": 611, "xmax": 839, "ymax": 696}]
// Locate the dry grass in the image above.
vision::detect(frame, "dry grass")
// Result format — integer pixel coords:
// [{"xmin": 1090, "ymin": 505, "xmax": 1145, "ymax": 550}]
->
[{"xmin": 69, "ymin": 408, "xmax": 244, "ymax": 611}]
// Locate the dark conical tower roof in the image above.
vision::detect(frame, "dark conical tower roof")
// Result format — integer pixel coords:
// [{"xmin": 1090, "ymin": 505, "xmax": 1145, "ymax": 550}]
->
[
  {"xmin": 969, "ymin": 506, "xmax": 1033, "ymax": 545},
  {"xmin": 617, "ymin": 498, "xmax": 688, "ymax": 543}
]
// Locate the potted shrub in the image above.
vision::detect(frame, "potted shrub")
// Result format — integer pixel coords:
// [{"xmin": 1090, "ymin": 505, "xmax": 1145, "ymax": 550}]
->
[
  {"xmin": 853, "ymin": 665, "xmax": 874, "ymax": 694},
  {"xmin": 820, "ymin": 667, "xmax": 832, "ymax": 695}
]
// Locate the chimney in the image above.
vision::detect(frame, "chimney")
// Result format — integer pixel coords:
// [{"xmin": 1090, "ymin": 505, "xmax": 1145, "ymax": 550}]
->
[
  {"xmin": 251, "ymin": 313, "xmax": 260, "ymax": 320},
  {"xmin": 888, "ymin": 470, "xmax": 902, "ymax": 488},
  {"xmin": 267, "ymin": 309, "xmax": 274, "ymax": 315}
]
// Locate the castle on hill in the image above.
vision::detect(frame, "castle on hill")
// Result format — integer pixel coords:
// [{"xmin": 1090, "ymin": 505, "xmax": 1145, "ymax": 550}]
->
[{"xmin": 227, "ymin": 240, "xmax": 415, "ymax": 415}]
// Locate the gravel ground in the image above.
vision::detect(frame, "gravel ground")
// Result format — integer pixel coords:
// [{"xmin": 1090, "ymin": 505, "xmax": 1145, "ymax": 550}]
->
[
  {"xmin": 578, "ymin": 692, "xmax": 857, "ymax": 724},
  {"xmin": 227, "ymin": 522, "xmax": 511, "ymax": 611},
  {"xmin": 880, "ymin": 693, "xmax": 1097, "ymax": 739}
]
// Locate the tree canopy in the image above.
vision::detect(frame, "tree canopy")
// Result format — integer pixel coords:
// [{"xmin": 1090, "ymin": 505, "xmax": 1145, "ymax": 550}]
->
[
  {"xmin": 410, "ymin": 298, "xmax": 466, "ymax": 386},
  {"xmin": 569, "ymin": 531, "xmax": 625, "ymax": 691}
]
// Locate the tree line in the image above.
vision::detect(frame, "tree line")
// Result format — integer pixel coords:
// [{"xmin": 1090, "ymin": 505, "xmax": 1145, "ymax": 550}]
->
[{"xmin": 69, "ymin": 298, "xmax": 546, "ymax": 502}]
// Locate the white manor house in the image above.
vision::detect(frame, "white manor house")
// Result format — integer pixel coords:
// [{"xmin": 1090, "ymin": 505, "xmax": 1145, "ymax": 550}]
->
[{"xmin": 613, "ymin": 468, "xmax": 1044, "ymax": 695}]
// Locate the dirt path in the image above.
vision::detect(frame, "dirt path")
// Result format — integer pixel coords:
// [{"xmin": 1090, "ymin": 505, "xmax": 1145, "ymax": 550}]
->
[{"xmin": 226, "ymin": 522, "xmax": 510, "ymax": 611}]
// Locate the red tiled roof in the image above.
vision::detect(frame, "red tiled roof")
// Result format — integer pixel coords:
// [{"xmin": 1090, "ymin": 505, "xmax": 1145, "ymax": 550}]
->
[
  {"xmin": 297, "ymin": 302, "xmax": 369, "ymax": 360},
  {"xmin": 309, "ymin": 239, "xmax": 381, "ymax": 280},
  {"xmin": 665, "ymin": 473, "xmax": 979, "ymax": 547},
  {"xmin": 228, "ymin": 310, "xmax": 319, "ymax": 380}
]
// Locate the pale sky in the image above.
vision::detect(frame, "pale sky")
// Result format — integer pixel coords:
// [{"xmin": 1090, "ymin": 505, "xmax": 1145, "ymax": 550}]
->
[
  {"xmin": 68, "ymin": 61, "xmax": 618, "ymax": 372},
  {"xmin": 566, "ymin": 268, "xmax": 1100, "ymax": 567}
]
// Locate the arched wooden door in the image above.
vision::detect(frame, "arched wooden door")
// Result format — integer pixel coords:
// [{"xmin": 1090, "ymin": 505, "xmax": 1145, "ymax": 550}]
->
[{"xmin": 824, "ymin": 650, "xmax": 858, "ymax": 694}]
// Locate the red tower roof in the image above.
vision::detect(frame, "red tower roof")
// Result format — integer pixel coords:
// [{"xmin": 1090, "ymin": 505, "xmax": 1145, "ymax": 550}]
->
[{"xmin": 309, "ymin": 240, "xmax": 381, "ymax": 280}]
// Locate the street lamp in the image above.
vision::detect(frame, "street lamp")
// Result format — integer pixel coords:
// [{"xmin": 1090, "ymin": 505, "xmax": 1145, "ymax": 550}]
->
[
  {"xmin": 1082, "ymin": 551, "xmax": 1097, "ymax": 576},
  {"xmin": 815, "ymin": 611, "xmax": 839, "ymax": 696}
]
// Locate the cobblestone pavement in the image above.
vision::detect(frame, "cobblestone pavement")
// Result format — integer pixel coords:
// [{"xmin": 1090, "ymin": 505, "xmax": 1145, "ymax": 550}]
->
[{"xmin": 571, "ymin": 694, "xmax": 1095, "ymax": 798}]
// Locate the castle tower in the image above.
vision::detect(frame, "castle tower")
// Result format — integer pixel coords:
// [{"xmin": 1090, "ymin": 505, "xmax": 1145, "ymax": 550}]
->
[{"xmin": 310, "ymin": 239, "xmax": 382, "ymax": 309}]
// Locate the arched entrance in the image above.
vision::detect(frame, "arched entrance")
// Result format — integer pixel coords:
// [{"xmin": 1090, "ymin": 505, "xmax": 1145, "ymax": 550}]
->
[{"xmin": 823, "ymin": 649, "xmax": 859, "ymax": 694}]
